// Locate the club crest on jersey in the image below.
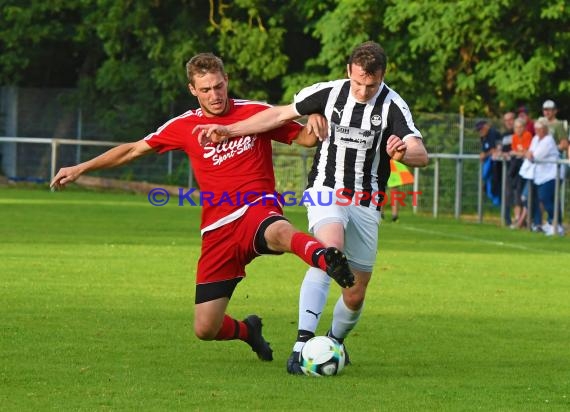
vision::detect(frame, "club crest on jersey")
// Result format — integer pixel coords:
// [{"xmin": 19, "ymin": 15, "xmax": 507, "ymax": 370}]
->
[
  {"xmin": 203, "ymin": 135, "xmax": 257, "ymax": 166},
  {"xmin": 371, "ymin": 114, "xmax": 382, "ymax": 126}
]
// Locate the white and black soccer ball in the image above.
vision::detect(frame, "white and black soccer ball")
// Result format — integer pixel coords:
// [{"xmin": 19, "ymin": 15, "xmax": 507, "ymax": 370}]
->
[{"xmin": 300, "ymin": 336, "xmax": 346, "ymax": 376}]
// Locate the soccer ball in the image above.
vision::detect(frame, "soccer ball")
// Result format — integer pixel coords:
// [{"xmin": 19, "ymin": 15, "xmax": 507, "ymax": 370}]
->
[{"xmin": 300, "ymin": 336, "xmax": 346, "ymax": 376}]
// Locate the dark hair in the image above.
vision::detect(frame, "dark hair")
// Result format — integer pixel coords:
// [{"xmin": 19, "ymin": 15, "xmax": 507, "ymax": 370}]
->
[
  {"xmin": 348, "ymin": 41, "xmax": 387, "ymax": 75},
  {"xmin": 185, "ymin": 53, "xmax": 226, "ymax": 85}
]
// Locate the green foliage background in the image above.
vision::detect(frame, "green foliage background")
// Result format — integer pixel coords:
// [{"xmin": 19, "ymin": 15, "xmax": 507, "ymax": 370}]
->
[{"xmin": 1, "ymin": 0, "xmax": 569, "ymax": 139}]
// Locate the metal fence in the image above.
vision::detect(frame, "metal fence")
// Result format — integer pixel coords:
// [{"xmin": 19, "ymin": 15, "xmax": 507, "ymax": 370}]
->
[
  {"xmin": 0, "ymin": 86, "xmax": 487, "ymax": 180},
  {"xmin": 1, "ymin": 86, "xmax": 569, "ymax": 226},
  {"xmin": 1, "ymin": 136, "xmax": 568, "ymax": 229}
]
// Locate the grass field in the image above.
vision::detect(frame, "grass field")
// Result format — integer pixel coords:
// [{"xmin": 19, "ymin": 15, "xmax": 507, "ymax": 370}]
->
[{"xmin": 1, "ymin": 187, "xmax": 569, "ymax": 411}]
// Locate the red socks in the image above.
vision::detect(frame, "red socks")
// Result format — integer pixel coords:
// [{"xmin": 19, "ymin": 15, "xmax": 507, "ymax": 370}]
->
[
  {"xmin": 213, "ymin": 234, "xmax": 328, "ymax": 342},
  {"xmin": 214, "ymin": 315, "xmax": 249, "ymax": 341},
  {"xmin": 290, "ymin": 232, "xmax": 327, "ymax": 271}
]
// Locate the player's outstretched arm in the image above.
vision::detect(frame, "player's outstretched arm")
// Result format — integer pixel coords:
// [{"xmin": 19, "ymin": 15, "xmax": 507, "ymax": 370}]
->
[
  {"xmin": 386, "ymin": 135, "xmax": 428, "ymax": 167},
  {"xmin": 194, "ymin": 104, "xmax": 300, "ymax": 146},
  {"xmin": 50, "ymin": 140, "xmax": 153, "ymax": 191},
  {"xmin": 294, "ymin": 114, "xmax": 329, "ymax": 147}
]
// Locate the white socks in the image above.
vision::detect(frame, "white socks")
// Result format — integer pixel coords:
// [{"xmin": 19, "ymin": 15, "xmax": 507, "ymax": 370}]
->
[
  {"xmin": 331, "ymin": 295, "xmax": 363, "ymax": 340},
  {"xmin": 293, "ymin": 267, "xmax": 365, "ymax": 352},
  {"xmin": 294, "ymin": 267, "xmax": 331, "ymax": 352}
]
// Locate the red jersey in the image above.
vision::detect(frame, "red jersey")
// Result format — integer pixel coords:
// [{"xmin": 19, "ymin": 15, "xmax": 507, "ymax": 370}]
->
[{"xmin": 144, "ymin": 99, "xmax": 302, "ymax": 235}]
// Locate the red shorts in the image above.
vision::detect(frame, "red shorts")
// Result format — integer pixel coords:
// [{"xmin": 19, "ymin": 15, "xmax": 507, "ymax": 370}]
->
[{"xmin": 196, "ymin": 202, "xmax": 285, "ymax": 288}]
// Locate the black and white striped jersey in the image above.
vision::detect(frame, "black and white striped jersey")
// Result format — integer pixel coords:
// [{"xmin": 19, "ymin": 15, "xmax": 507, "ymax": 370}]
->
[{"xmin": 293, "ymin": 79, "xmax": 422, "ymax": 209}]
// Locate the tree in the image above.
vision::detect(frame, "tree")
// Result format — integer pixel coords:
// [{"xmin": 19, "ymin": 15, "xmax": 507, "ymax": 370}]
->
[
  {"xmin": 75, "ymin": 0, "xmax": 212, "ymax": 138},
  {"xmin": 281, "ymin": 0, "xmax": 570, "ymax": 116},
  {"xmin": 2, "ymin": 0, "xmax": 569, "ymax": 135},
  {"xmin": 381, "ymin": 0, "xmax": 570, "ymax": 115},
  {"xmin": 0, "ymin": 0, "xmax": 84, "ymax": 86},
  {"xmin": 282, "ymin": 0, "xmax": 387, "ymax": 101},
  {"xmin": 0, "ymin": 0, "xmax": 214, "ymax": 139}
]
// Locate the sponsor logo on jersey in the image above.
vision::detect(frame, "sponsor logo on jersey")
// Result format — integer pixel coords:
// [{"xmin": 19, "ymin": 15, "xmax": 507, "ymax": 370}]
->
[
  {"xmin": 202, "ymin": 135, "xmax": 257, "ymax": 166},
  {"xmin": 333, "ymin": 124, "xmax": 375, "ymax": 149}
]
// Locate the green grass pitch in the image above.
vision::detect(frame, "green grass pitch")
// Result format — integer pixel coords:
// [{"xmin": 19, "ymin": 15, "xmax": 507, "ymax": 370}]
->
[{"xmin": 1, "ymin": 187, "xmax": 569, "ymax": 411}]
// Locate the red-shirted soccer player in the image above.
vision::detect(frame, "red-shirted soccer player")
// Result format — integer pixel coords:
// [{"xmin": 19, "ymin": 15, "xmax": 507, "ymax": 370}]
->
[{"xmin": 50, "ymin": 53, "xmax": 355, "ymax": 362}]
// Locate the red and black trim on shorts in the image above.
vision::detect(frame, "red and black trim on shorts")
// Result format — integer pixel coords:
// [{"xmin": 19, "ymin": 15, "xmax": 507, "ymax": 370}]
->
[
  {"xmin": 195, "ymin": 277, "xmax": 243, "ymax": 304},
  {"xmin": 194, "ymin": 214, "xmax": 289, "ymax": 304},
  {"xmin": 253, "ymin": 214, "xmax": 289, "ymax": 255}
]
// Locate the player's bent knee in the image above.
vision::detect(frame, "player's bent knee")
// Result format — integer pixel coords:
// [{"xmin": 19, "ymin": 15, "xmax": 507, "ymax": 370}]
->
[
  {"xmin": 344, "ymin": 295, "xmax": 365, "ymax": 311},
  {"xmin": 343, "ymin": 288, "xmax": 366, "ymax": 310},
  {"xmin": 264, "ymin": 221, "xmax": 294, "ymax": 251},
  {"xmin": 194, "ymin": 320, "xmax": 219, "ymax": 340},
  {"xmin": 256, "ymin": 216, "xmax": 291, "ymax": 252},
  {"xmin": 273, "ymin": 224, "xmax": 294, "ymax": 246}
]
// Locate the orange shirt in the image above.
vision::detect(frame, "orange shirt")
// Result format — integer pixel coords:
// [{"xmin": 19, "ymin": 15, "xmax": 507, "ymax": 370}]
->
[{"xmin": 511, "ymin": 130, "xmax": 532, "ymax": 152}]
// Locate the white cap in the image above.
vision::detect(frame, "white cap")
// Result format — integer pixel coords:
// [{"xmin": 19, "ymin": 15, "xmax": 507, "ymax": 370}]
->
[{"xmin": 542, "ymin": 99, "xmax": 556, "ymax": 109}]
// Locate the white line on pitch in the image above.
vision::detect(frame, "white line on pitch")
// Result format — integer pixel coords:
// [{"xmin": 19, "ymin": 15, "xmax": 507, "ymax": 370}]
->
[{"xmin": 399, "ymin": 225, "xmax": 568, "ymax": 254}]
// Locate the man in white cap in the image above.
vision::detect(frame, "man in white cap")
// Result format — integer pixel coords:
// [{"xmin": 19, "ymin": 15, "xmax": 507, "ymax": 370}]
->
[{"xmin": 541, "ymin": 99, "xmax": 568, "ymax": 152}]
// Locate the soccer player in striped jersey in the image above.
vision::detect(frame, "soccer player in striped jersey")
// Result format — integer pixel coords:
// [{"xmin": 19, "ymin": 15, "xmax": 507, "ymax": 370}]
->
[
  {"xmin": 50, "ymin": 53, "xmax": 355, "ymax": 363},
  {"xmin": 194, "ymin": 41, "xmax": 429, "ymax": 374}
]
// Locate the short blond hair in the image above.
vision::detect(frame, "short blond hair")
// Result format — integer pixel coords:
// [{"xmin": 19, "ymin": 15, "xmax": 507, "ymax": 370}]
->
[{"xmin": 186, "ymin": 53, "xmax": 226, "ymax": 85}]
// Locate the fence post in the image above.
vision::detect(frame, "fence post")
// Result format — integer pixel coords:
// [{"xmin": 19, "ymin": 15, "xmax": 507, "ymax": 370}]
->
[
  {"xmin": 477, "ymin": 159, "xmax": 483, "ymax": 223},
  {"xmin": 553, "ymin": 163, "xmax": 560, "ymax": 234},
  {"xmin": 526, "ymin": 182, "xmax": 533, "ymax": 231},
  {"xmin": 413, "ymin": 167, "xmax": 419, "ymax": 214},
  {"xmin": 50, "ymin": 139, "xmax": 59, "ymax": 182},
  {"xmin": 433, "ymin": 158, "xmax": 439, "ymax": 218},
  {"xmin": 455, "ymin": 107, "xmax": 465, "ymax": 219},
  {"xmin": 561, "ymin": 175, "xmax": 566, "ymax": 220},
  {"xmin": 500, "ymin": 158, "xmax": 507, "ymax": 227}
]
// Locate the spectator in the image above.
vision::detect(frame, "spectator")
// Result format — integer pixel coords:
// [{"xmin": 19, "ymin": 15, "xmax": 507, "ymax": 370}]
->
[
  {"xmin": 527, "ymin": 118, "xmax": 564, "ymax": 236},
  {"xmin": 518, "ymin": 154, "xmax": 541, "ymax": 232},
  {"xmin": 476, "ymin": 119, "xmax": 502, "ymax": 206},
  {"xmin": 517, "ymin": 105, "xmax": 535, "ymax": 136},
  {"xmin": 541, "ymin": 99, "xmax": 569, "ymax": 152},
  {"xmin": 500, "ymin": 111, "xmax": 515, "ymax": 226},
  {"xmin": 510, "ymin": 118, "xmax": 533, "ymax": 228},
  {"xmin": 501, "ymin": 111, "xmax": 515, "ymax": 150}
]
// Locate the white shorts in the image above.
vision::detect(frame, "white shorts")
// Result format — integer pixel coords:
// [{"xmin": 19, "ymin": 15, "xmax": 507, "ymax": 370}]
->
[{"xmin": 305, "ymin": 187, "xmax": 381, "ymax": 272}]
